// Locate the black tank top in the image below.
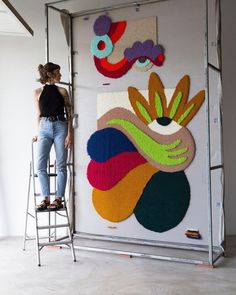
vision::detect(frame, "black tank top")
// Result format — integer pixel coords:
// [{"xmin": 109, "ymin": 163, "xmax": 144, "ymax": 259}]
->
[{"xmin": 39, "ymin": 84, "xmax": 65, "ymax": 117}]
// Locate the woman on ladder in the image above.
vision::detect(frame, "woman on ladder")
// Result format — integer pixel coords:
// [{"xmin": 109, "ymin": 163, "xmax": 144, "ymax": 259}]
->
[{"xmin": 33, "ymin": 62, "xmax": 72, "ymax": 210}]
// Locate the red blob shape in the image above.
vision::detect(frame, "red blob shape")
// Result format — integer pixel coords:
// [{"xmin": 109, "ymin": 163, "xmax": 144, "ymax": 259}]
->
[
  {"xmin": 153, "ymin": 54, "xmax": 165, "ymax": 66},
  {"xmin": 87, "ymin": 151, "xmax": 147, "ymax": 190},
  {"xmin": 98, "ymin": 40, "xmax": 106, "ymax": 50},
  {"xmin": 109, "ymin": 21, "xmax": 126, "ymax": 43}
]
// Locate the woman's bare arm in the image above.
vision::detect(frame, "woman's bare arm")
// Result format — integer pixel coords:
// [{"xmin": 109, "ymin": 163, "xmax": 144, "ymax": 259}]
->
[
  {"xmin": 59, "ymin": 87, "xmax": 73, "ymax": 148},
  {"xmin": 33, "ymin": 88, "xmax": 42, "ymax": 141}
]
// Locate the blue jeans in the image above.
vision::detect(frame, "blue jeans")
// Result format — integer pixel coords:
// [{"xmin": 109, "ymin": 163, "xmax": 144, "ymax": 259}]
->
[{"xmin": 37, "ymin": 118, "xmax": 68, "ymax": 198}]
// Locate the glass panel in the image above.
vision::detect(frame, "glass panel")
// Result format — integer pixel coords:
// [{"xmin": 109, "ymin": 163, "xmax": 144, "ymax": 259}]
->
[
  {"xmin": 48, "ymin": 7, "xmax": 70, "ymax": 84},
  {"xmin": 209, "ymin": 68, "xmax": 222, "ymax": 167},
  {"xmin": 208, "ymin": 0, "xmax": 220, "ymax": 69}
]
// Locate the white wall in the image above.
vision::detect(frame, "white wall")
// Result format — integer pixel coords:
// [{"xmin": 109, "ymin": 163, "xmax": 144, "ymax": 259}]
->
[
  {"xmin": 0, "ymin": 0, "xmax": 235, "ymax": 237},
  {"xmin": 0, "ymin": 0, "xmax": 47, "ymax": 236}
]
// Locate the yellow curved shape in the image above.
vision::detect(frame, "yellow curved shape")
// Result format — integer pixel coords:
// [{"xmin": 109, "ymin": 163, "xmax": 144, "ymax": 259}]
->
[{"xmin": 92, "ymin": 163, "xmax": 158, "ymax": 222}]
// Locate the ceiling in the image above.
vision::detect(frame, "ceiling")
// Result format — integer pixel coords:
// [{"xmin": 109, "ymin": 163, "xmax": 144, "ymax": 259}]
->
[{"xmin": 0, "ymin": 0, "xmax": 33, "ymax": 36}]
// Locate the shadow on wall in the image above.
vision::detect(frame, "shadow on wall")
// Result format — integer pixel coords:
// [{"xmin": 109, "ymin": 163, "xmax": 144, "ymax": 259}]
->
[{"xmin": 221, "ymin": 0, "xmax": 236, "ymax": 235}]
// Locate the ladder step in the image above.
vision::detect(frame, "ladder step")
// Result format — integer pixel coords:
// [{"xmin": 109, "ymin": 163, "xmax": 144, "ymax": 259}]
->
[
  {"xmin": 37, "ymin": 224, "xmax": 70, "ymax": 230},
  {"xmin": 39, "ymin": 240, "xmax": 72, "ymax": 247},
  {"xmin": 34, "ymin": 173, "xmax": 57, "ymax": 177},
  {"xmin": 35, "ymin": 192, "xmax": 56, "ymax": 197},
  {"xmin": 35, "ymin": 207, "xmax": 66, "ymax": 213}
]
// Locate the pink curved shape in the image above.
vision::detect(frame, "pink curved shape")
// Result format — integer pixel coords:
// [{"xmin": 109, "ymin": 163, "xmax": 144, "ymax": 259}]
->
[{"xmin": 87, "ymin": 151, "xmax": 147, "ymax": 190}]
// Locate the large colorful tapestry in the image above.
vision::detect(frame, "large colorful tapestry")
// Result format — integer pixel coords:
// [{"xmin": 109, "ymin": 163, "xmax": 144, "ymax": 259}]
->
[
  {"xmin": 90, "ymin": 15, "xmax": 165, "ymax": 78},
  {"xmin": 87, "ymin": 73, "xmax": 205, "ymax": 232}
]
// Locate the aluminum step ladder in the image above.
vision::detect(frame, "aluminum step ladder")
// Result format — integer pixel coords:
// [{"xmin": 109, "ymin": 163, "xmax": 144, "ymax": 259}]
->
[{"xmin": 23, "ymin": 142, "xmax": 76, "ymax": 266}]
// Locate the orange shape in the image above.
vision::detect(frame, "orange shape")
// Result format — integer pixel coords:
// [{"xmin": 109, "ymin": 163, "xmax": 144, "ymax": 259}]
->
[{"xmin": 92, "ymin": 163, "xmax": 158, "ymax": 222}]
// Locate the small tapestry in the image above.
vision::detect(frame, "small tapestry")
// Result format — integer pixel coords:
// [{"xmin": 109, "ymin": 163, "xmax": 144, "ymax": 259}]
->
[{"xmin": 90, "ymin": 15, "xmax": 165, "ymax": 78}]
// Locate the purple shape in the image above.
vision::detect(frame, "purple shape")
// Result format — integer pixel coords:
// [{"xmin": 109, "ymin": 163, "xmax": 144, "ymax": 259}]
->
[
  {"xmin": 124, "ymin": 39, "xmax": 164, "ymax": 62},
  {"xmin": 94, "ymin": 15, "xmax": 112, "ymax": 36}
]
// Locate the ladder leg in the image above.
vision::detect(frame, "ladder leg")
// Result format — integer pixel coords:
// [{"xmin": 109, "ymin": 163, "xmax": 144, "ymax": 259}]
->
[
  {"xmin": 22, "ymin": 162, "xmax": 32, "ymax": 251},
  {"xmin": 35, "ymin": 212, "xmax": 41, "ymax": 266},
  {"xmin": 65, "ymin": 208, "xmax": 76, "ymax": 262},
  {"xmin": 31, "ymin": 142, "xmax": 42, "ymax": 266},
  {"xmin": 48, "ymin": 160, "xmax": 52, "ymax": 242},
  {"xmin": 48, "ymin": 211, "xmax": 51, "ymax": 242},
  {"xmin": 54, "ymin": 211, "xmax": 57, "ymax": 241},
  {"xmin": 54, "ymin": 160, "xmax": 57, "ymax": 241}
]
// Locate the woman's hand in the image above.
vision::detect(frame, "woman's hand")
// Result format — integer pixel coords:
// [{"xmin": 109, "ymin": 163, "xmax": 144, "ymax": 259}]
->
[
  {"xmin": 32, "ymin": 135, "xmax": 38, "ymax": 142},
  {"xmin": 65, "ymin": 132, "xmax": 72, "ymax": 149}
]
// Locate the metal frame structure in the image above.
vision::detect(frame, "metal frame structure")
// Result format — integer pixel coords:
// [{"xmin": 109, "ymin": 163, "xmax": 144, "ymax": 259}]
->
[{"xmin": 45, "ymin": 0, "xmax": 225, "ymax": 266}]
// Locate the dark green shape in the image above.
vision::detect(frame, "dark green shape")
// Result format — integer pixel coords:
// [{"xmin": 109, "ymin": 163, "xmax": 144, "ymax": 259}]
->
[{"xmin": 134, "ymin": 171, "xmax": 190, "ymax": 233}]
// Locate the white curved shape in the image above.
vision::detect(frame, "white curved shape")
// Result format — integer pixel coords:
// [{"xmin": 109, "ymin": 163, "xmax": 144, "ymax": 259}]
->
[{"xmin": 148, "ymin": 119, "xmax": 182, "ymax": 135}]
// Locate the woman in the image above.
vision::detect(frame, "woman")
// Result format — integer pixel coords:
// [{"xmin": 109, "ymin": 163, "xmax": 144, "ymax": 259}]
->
[{"xmin": 33, "ymin": 62, "xmax": 73, "ymax": 210}]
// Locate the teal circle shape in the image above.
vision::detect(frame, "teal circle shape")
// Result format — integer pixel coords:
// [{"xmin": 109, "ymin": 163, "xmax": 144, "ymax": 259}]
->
[
  {"xmin": 135, "ymin": 58, "xmax": 151, "ymax": 68},
  {"xmin": 90, "ymin": 34, "xmax": 113, "ymax": 58}
]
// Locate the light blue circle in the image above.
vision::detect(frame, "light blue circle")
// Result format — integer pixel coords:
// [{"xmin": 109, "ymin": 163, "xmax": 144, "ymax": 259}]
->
[
  {"xmin": 90, "ymin": 34, "xmax": 113, "ymax": 58},
  {"xmin": 135, "ymin": 58, "xmax": 151, "ymax": 68}
]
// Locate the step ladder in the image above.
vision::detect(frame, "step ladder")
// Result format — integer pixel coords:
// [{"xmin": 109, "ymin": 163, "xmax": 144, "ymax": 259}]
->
[{"xmin": 23, "ymin": 142, "xmax": 76, "ymax": 266}]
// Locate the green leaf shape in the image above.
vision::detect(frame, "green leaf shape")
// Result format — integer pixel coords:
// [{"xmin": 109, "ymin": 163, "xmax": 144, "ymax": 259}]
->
[
  {"xmin": 169, "ymin": 91, "xmax": 183, "ymax": 119},
  {"xmin": 155, "ymin": 92, "xmax": 163, "ymax": 118},
  {"xmin": 107, "ymin": 119, "xmax": 187, "ymax": 166},
  {"xmin": 136, "ymin": 101, "xmax": 152, "ymax": 124},
  {"xmin": 168, "ymin": 146, "xmax": 188, "ymax": 157},
  {"xmin": 177, "ymin": 103, "xmax": 195, "ymax": 125}
]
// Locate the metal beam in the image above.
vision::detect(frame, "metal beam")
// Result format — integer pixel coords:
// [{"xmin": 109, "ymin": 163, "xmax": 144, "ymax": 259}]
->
[
  {"xmin": 71, "ymin": 0, "xmax": 169, "ymax": 18},
  {"xmin": 2, "ymin": 0, "xmax": 34, "ymax": 36},
  {"xmin": 74, "ymin": 245, "xmax": 208, "ymax": 265}
]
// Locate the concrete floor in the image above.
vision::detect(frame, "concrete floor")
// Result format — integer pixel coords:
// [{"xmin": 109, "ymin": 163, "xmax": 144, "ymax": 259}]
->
[{"xmin": 0, "ymin": 236, "xmax": 236, "ymax": 295}]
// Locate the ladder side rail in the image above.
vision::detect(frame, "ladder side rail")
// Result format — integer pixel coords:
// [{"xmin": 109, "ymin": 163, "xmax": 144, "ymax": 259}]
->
[
  {"xmin": 22, "ymin": 162, "xmax": 33, "ymax": 250},
  {"xmin": 54, "ymin": 159, "xmax": 57, "ymax": 241},
  {"xmin": 65, "ymin": 206, "xmax": 76, "ymax": 262},
  {"xmin": 31, "ymin": 142, "xmax": 42, "ymax": 266}
]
